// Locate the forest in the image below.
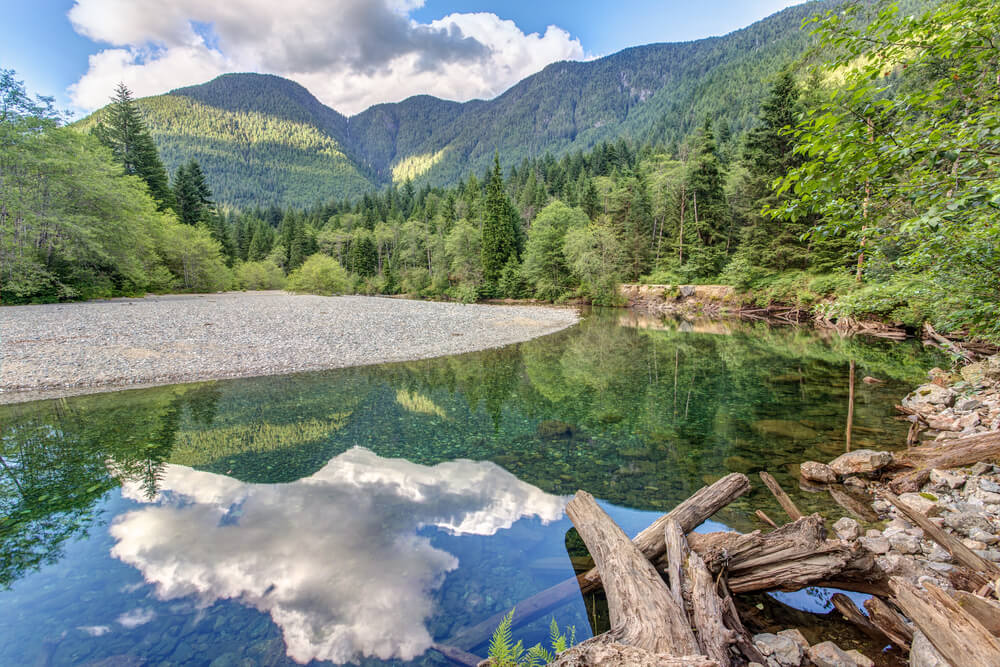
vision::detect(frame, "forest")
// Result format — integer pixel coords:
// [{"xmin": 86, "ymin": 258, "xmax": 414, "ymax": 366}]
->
[{"xmin": 1, "ymin": 0, "xmax": 997, "ymax": 343}]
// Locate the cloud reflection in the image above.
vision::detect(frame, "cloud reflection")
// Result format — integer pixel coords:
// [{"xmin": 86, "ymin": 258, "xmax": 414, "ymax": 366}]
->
[{"xmin": 111, "ymin": 447, "xmax": 565, "ymax": 664}]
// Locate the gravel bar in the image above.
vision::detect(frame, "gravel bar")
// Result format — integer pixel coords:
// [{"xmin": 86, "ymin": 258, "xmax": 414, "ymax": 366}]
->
[{"xmin": 0, "ymin": 291, "xmax": 578, "ymax": 404}]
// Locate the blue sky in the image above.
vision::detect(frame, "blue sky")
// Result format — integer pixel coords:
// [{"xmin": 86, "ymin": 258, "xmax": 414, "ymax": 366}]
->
[{"xmin": 3, "ymin": 0, "xmax": 805, "ymax": 117}]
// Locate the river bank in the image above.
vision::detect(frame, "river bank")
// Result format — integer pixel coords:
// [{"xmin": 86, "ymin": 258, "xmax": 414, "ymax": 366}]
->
[{"xmin": 0, "ymin": 291, "xmax": 578, "ymax": 404}]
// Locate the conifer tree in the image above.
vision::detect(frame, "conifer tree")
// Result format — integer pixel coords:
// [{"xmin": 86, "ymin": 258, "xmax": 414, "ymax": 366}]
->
[
  {"xmin": 480, "ymin": 154, "xmax": 520, "ymax": 291},
  {"xmin": 173, "ymin": 159, "xmax": 213, "ymax": 226},
  {"xmin": 682, "ymin": 119, "xmax": 730, "ymax": 277},
  {"xmin": 92, "ymin": 83, "xmax": 173, "ymax": 211}
]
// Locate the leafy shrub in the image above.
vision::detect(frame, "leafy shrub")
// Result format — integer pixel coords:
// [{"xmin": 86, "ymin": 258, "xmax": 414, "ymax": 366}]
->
[
  {"xmin": 235, "ymin": 261, "xmax": 285, "ymax": 290},
  {"xmin": 285, "ymin": 253, "xmax": 351, "ymax": 295}
]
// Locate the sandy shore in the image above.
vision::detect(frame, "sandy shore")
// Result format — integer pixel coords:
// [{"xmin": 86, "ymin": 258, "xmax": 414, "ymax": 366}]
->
[{"xmin": 0, "ymin": 292, "xmax": 578, "ymax": 404}]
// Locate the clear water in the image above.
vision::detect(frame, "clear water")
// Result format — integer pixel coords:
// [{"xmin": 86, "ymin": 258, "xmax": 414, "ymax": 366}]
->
[{"xmin": 0, "ymin": 309, "xmax": 944, "ymax": 666}]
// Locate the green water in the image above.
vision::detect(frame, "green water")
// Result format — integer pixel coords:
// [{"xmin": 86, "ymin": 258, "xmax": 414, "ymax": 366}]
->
[{"xmin": 0, "ymin": 309, "xmax": 943, "ymax": 665}]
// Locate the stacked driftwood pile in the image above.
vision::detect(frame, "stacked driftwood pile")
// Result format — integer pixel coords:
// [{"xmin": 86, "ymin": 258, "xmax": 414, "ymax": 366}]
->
[{"xmin": 436, "ymin": 467, "xmax": 1000, "ymax": 667}]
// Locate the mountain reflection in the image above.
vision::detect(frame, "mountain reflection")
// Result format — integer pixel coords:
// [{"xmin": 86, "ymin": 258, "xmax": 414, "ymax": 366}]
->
[{"xmin": 110, "ymin": 447, "xmax": 566, "ymax": 664}]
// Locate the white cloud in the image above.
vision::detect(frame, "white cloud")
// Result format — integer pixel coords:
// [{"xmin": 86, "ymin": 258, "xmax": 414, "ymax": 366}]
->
[
  {"xmin": 112, "ymin": 447, "xmax": 566, "ymax": 664},
  {"xmin": 66, "ymin": 0, "xmax": 584, "ymax": 114}
]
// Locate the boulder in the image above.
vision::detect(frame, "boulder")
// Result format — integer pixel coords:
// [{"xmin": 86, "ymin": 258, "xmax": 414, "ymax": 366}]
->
[
  {"xmin": 860, "ymin": 535, "xmax": 890, "ymax": 554},
  {"xmin": 828, "ymin": 450, "xmax": 893, "ymax": 477},
  {"xmin": 678, "ymin": 284, "xmax": 696, "ymax": 298},
  {"xmin": 776, "ymin": 629, "xmax": 809, "ymax": 652},
  {"xmin": 845, "ymin": 650, "xmax": 874, "ymax": 667},
  {"xmin": 944, "ymin": 509, "xmax": 994, "ymax": 536},
  {"xmin": 800, "ymin": 461, "xmax": 837, "ymax": 484},
  {"xmin": 909, "ymin": 630, "xmax": 948, "ymax": 667},
  {"xmin": 960, "ymin": 355, "xmax": 1000, "ymax": 384},
  {"xmin": 752, "ymin": 633, "xmax": 804, "ymax": 667},
  {"xmin": 807, "ymin": 641, "xmax": 856, "ymax": 667},
  {"xmin": 832, "ymin": 517, "xmax": 861, "ymax": 541},
  {"xmin": 897, "ymin": 492, "xmax": 940, "ymax": 517},
  {"xmin": 901, "ymin": 384, "xmax": 956, "ymax": 412},
  {"xmin": 929, "ymin": 468, "xmax": 966, "ymax": 489}
]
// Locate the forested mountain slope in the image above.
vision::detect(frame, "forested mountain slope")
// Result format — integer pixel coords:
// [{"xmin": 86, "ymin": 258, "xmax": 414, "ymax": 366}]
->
[{"xmin": 84, "ymin": 1, "xmax": 829, "ymax": 207}]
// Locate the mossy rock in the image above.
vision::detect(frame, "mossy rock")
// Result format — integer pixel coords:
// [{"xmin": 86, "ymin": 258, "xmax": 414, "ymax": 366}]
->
[{"xmin": 537, "ymin": 420, "xmax": 577, "ymax": 439}]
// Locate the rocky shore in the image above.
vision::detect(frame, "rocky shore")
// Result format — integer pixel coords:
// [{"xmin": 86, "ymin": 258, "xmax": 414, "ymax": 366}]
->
[{"xmin": 0, "ymin": 292, "xmax": 578, "ymax": 404}]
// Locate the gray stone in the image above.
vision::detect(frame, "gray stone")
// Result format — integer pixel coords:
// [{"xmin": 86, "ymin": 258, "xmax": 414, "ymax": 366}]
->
[
  {"xmin": 901, "ymin": 384, "xmax": 956, "ymax": 411},
  {"xmin": 753, "ymin": 632, "xmax": 804, "ymax": 666},
  {"xmin": 828, "ymin": 449, "xmax": 893, "ymax": 477},
  {"xmin": 833, "ymin": 517, "xmax": 861, "ymax": 541},
  {"xmin": 845, "ymin": 649, "xmax": 874, "ymax": 667},
  {"xmin": 860, "ymin": 535, "xmax": 890, "ymax": 554},
  {"xmin": 897, "ymin": 492, "xmax": 939, "ymax": 516},
  {"xmin": 679, "ymin": 284, "xmax": 696, "ymax": 298},
  {"xmin": 959, "ymin": 356, "xmax": 1000, "ymax": 384},
  {"xmin": 843, "ymin": 476, "xmax": 867, "ymax": 490},
  {"xmin": 943, "ymin": 510, "xmax": 992, "ymax": 536},
  {"xmin": 980, "ymin": 478, "xmax": 1000, "ymax": 494},
  {"xmin": 888, "ymin": 533, "xmax": 921, "ymax": 554},
  {"xmin": 808, "ymin": 641, "xmax": 856, "ymax": 667},
  {"xmin": 924, "ymin": 542, "xmax": 951, "ymax": 562},
  {"xmin": 957, "ymin": 398, "xmax": 983, "ymax": 412},
  {"xmin": 800, "ymin": 461, "xmax": 837, "ymax": 484},
  {"xmin": 776, "ymin": 628, "xmax": 809, "ymax": 651},
  {"xmin": 929, "ymin": 468, "xmax": 966, "ymax": 489},
  {"xmin": 971, "ymin": 461, "xmax": 995, "ymax": 476},
  {"xmin": 909, "ymin": 630, "xmax": 948, "ymax": 667}
]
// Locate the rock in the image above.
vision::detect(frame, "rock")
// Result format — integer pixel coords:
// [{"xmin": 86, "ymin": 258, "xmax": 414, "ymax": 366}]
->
[
  {"xmin": 862, "ymin": 376, "xmax": 883, "ymax": 384},
  {"xmin": 925, "ymin": 542, "xmax": 951, "ymax": 562},
  {"xmin": 897, "ymin": 492, "xmax": 940, "ymax": 516},
  {"xmin": 960, "ymin": 356, "xmax": 1000, "ymax": 384},
  {"xmin": 910, "ymin": 630, "xmax": 948, "ymax": 667},
  {"xmin": 888, "ymin": 533, "xmax": 921, "ymax": 554},
  {"xmin": 845, "ymin": 649, "xmax": 874, "ymax": 667},
  {"xmin": 800, "ymin": 461, "xmax": 837, "ymax": 484},
  {"xmin": 980, "ymin": 478, "xmax": 1000, "ymax": 494},
  {"xmin": 752, "ymin": 419, "xmax": 819, "ymax": 440},
  {"xmin": 943, "ymin": 510, "xmax": 993, "ymax": 536},
  {"xmin": 678, "ymin": 284, "xmax": 696, "ymax": 298},
  {"xmin": 902, "ymin": 384, "xmax": 956, "ymax": 412},
  {"xmin": 956, "ymin": 398, "xmax": 983, "ymax": 412},
  {"xmin": 970, "ymin": 461, "xmax": 995, "ymax": 476},
  {"xmin": 929, "ymin": 468, "xmax": 966, "ymax": 489},
  {"xmin": 776, "ymin": 629, "xmax": 809, "ymax": 652},
  {"xmin": 833, "ymin": 517, "xmax": 861, "ymax": 541},
  {"xmin": 752, "ymin": 633, "xmax": 803, "ymax": 667},
  {"xmin": 808, "ymin": 641, "xmax": 856, "ymax": 667},
  {"xmin": 962, "ymin": 538, "xmax": 988, "ymax": 551},
  {"xmin": 925, "ymin": 415, "xmax": 961, "ymax": 431},
  {"xmin": 860, "ymin": 535, "xmax": 890, "ymax": 554},
  {"xmin": 828, "ymin": 450, "xmax": 893, "ymax": 476},
  {"xmin": 843, "ymin": 476, "xmax": 867, "ymax": 490},
  {"xmin": 969, "ymin": 528, "xmax": 998, "ymax": 545}
]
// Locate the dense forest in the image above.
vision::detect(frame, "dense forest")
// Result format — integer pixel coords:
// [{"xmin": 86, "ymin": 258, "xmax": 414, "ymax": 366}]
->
[{"xmin": 2, "ymin": 0, "xmax": 997, "ymax": 344}]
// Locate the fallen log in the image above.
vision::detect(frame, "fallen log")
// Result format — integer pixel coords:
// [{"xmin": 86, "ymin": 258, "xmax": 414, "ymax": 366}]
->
[
  {"xmin": 923, "ymin": 322, "xmax": 976, "ymax": 362},
  {"xmin": 890, "ymin": 578, "xmax": 1000, "ymax": 666},
  {"xmin": 565, "ymin": 491, "xmax": 700, "ymax": 655},
  {"xmin": 758, "ymin": 471, "xmax": 804, "ymax": 521},
  {"xmin": 863, "ymin": 596, "xmax": 913, "ymax": 650},
  {"xmin": 953, "ymin": 590, "xmax": 1000, "ymax": 636},
  {"xmin": 754, "ymin": 509, "xmax": 778, "ymax": 528},
  {"xmin": 826, "ymin": 484, "xmax": 879, "ymax": 522},
  {"xmin": 684, "ymin": 542, "xmax": 737, "ymax": 666},
  {"xmin": 830, "ymin": 593, "xmax": 884, "ymax": 642},
  {"xmin": 447, "ymin": 474, "xmax": 750, "ymax": 651},
  {"xmin": 889, "ymin": 431, "xmax": 1000, "ymax": 493},
  {"xmin": 663, "ymin": 520, "xmax": 687, "ymax": 610},
  {"xmin": 431, "ymin": 643, "xmax": 482, "ymax": 667},
  {"xmin": 881, "ymin": 489, "xmax": 1000, "ymax": 581}
]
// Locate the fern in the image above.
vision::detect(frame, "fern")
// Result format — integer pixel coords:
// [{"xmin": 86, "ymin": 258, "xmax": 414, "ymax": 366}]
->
[{"xmin": 487, "ymin": 610, "xmax": 575, "ymax": 666}]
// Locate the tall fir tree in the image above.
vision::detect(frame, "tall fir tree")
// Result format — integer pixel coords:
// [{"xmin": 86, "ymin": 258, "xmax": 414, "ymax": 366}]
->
[
  {"xmin": 480, "ymin": 154, "xmax": 520, "ymax": 291},
  {"xmin": 92, "ymin": 83, "xmax": 173, "ymax": 211},
  {"xmin": 682, "ymin": 119, "xmax": 730, "ymax": 278}
]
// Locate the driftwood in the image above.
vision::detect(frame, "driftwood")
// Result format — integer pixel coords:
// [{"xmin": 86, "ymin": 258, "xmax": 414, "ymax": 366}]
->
[
  {"xmin": 953, "ymin": 590, "xmax": 1000, "ymax": 636},
  {"xmin": 863, "ymin": 596, "xmax": 913, "ymax": 650},
  {"xmin": 830, "ymin": 593, "xmax": 884, "ymax": 642},
  {"xmin": 678, "ymin": 514, "xmax": 888, "ymax": 596},
  {"xmin": 826, "ymin": 484, "xmax": 879, "ymax": 522},
  {"xmin": 890, "ymin": 578, "xmax": 1000, "ymax": 666},
  {"xmin": 685, "ymin": 546, "xmax": 737, "ymax": 666},
  {"xmin": 663, "ymin": 520, "xmax": 687, "ymax": 610},
  {"xmin": 565, "ymin": 491, "xmax": 701, "ymax": 655},
  {"xmin": 889, "ymin": 431, "xmax": 1000, "ymax": 493},
  {"xmin": 447, "ymin": 474, "xmax": 750, "ymax": 651},
  {"xmin": 432, "ymin": 643, "xmax": 482, "ymax": 667},
  {"xmin": 923, "ymin": 322, "xmax": 976, "ymax": 362},
  {"xmin": 758, "ymin": 472, "xmax": 803, "ymax": 521},
  {"xmin": 881, "ymin": 489, "xmax": 1000, "ymax": 581},
  {"xmin": 754, "ymin": 509, "xmax": 778, "ymax": 528}
]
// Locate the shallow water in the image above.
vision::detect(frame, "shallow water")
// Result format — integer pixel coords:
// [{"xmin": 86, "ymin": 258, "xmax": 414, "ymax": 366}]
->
[{"xmin": 0, "ymin": 309, "xmax": 944, "ymax": 665}]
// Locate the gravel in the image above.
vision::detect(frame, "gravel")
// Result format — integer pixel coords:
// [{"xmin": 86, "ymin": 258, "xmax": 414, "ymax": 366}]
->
[{"xmin": 0, "ymin": 291, "xmax": 579, "ymax": 404}]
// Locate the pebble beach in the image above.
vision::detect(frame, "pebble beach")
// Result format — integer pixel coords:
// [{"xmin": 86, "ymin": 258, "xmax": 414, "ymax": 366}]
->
[{"xmin": 0, "ymin": 292, "xmax": 578, "ymax": 404}]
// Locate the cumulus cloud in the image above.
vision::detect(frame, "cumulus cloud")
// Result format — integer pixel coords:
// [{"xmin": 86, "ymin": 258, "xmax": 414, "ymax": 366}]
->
[
  {"xmin": 112, "ymin": 447, "xmax": 566, "ymax": 664},
  {"xmin": 66, "ymin": 0, "xmax": 584, "ymax": 114}
]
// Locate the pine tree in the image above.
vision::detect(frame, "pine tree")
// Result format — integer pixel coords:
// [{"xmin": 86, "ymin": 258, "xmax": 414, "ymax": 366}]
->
[
  {"xmin": 173, "ymin": 160, "xmax": 213, "ymax": 226},
  {"xmin": 682, "ymin": 120, "xmax": 730, "ymax": 278},
  {"xmin": 481, "ymin": 154, "xmax": 520, "ymax": 291},
  {"xmin": 92, "ymin": 83, "xmax": 174, "ymax": 211}
]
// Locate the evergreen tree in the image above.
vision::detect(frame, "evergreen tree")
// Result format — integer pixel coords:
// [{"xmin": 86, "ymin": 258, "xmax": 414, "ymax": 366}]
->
[
  {"xmin": 92, "ymin": 83, "xmax": 174, "ymax": 211},
  {"xmin": 349, "ymin": 230, "xmax": 378, "ymax": 278},
  {"xmin": 247, "ymin": 225, "xmax": 271, "ymax": 262},
  {"xmin": 480, "ymin": 154, "xmax": 520, "ymax": 291},
  {"xmin": 173, "ymin": 159, "xmax": 213, "ymax": 226},
  {"xmin": 682, "ymin": 120, "xmax": 730, "ymax": 278}
]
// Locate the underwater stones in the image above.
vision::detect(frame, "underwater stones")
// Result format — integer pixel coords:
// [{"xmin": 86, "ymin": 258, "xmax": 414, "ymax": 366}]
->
[
  {"xmin": 800, "ymin": 461, "xmax": 837, "ymax": 484},
  {"xmin": 828, "ymin": 450, "xmax": 893, "ymax": 477},
  {"xmin": 536, "ymin": 420, "xmax": 576, "ymax": 439},
  {"xmin": 724, "ymin": 455, "xmax": 756, "ymax": 474},
  {"xmin": 902, "ymin": 384, "xmax": 956, "ymax": 411},
  {"xmin": 751, "ymin": 419, "xmax": 819, "ymax": 440}
]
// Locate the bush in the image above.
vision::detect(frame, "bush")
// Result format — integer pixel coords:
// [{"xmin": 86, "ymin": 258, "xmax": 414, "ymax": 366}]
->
[
  {"xmin": 285, "ymin": 254, "xmax": 351, "ymax": 295},
  {"xmin": 235, "ymin": 261, "xmax": 285, "ymax": 290}
]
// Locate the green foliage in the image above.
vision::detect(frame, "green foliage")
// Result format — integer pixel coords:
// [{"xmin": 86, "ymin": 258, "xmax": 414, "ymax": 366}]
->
[
  {"xmin": 564, "ymin": 222, "xmax": 625, "ymax": 305},
  {"xmin": 173, "ymin": 159, "xmax": 213, "ymax": 225},
  {"xmin": 285, "ymin": 253, "xmax": 351, "ymax": 295},
  {"xmin": 481, "ymin": 155, "xmax": 521, "ymax": 292},
  {"xmin": 774, "ymin": 0, "xmax": 1000, "ymax": 341},
  {"xmin": 487, "ymin": 609, "xmax": 576, "ymax": 667},
  {"xmin": 235, "ymin": 260, "xmax": 286, "ymax": 290},
  {"xmin": 521, "ymin": 201, "xmax": 587, "ymax": 300},
  {"xmin": 153, "ymin": 219, "xmax": 233, "ymax": 293}
]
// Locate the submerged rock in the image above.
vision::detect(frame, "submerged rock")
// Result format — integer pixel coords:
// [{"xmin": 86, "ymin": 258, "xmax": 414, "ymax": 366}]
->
[
  {"xmin": 828, "ymin": 450, "xmax": 893, "ymax": 476},
  {"xmin": 800, "ymin": 461, "xmax": 837, "ymax": 484},
  {"xmin": 751, "ymin": 419, "xmax": 819, "ymax": 440},
  {"xmin": 752, "ymin": 632, "xmax": 803, "ymax": 667}
]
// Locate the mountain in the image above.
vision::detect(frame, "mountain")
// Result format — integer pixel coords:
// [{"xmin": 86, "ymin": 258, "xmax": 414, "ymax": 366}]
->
[{"xmin": 86, "ymin": 1, "xmax": 830, "ymax": 208}]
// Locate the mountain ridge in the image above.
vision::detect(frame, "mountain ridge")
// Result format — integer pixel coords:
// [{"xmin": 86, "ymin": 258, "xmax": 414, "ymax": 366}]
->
[{"xmin": 95, "ymin": 1, "xmax": 831, "ymax": 207}]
